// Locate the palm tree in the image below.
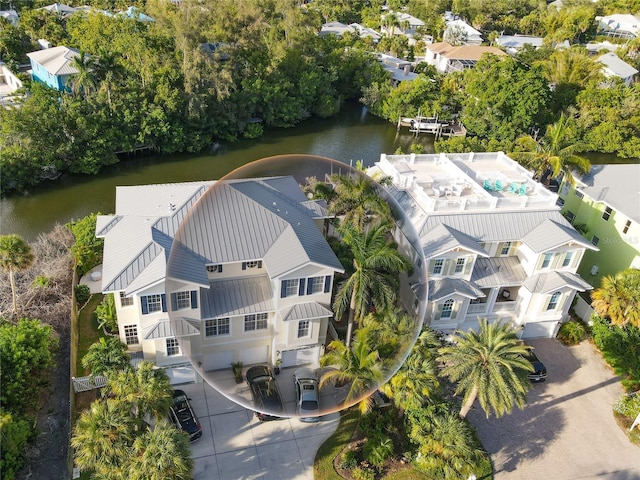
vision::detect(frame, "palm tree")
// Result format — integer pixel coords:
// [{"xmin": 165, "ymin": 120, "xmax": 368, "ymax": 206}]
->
[
  {"xmin": 68, "ymin": 51, "xmax": 97, "ymax": 99},
  {"xmin": 104, "ymin": 361, "xmax": 173, "ymax": 427},
  {"xmin": 93, "ymin": 49, "xmax": 122, "ymax": 109},
  {"xmin": 319, "ymin": 328, "xmax": 384, "ymax": 413},
  {"xmin": 591, "ymin": 268, "xmax": 640, "ymax": 328},
  {"xmin": 128, "ymin": 422, "xmax": 193, "ymax": 480},
  {"xmin": 510, "ymin": 112, "xmax": 590, "ymax": 186},
  {"xmin": 333, "ymin": 220, "xmax": 412, "ymax": 346},
  {"xmin": 81, "ymin": 336, "xmax": 131, "ymax": 379},
  {"xmin": 379, "ymin": 329, "xmax": 441, "ymax": 414},
  {"xmin": 0, "ymin": 234, "xmax": 34, "ymax": 318},
  {"xmin": 438, "ymin": 318, "xmax": 533, "ymax": 419},
  {"xmin": 71, "ymin": 398, "xmax": 135, "ymax": 478},
  {"xmin": 540, "ymin": 47, "xmax": 603, "ymax": 88},
  {"xmin": 361, "ymin": 308, "xmax": 415, "ymax": 358}
]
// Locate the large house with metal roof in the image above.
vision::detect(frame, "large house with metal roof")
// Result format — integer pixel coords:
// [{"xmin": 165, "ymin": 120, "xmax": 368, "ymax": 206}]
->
[
  {"xmin": 27, "ymin": 45, "xmax": 79, "ymax": 92},
  {"xmin": 558, "ymin": 164, "xmax": 640, "ymax": 289},
  {"xmin": 368, "ymin": 152, "xmax": 597, "ymax": 339},
  {"xmin": 97, "ymin": 177, "xmax": 344, "ymax": 384}
]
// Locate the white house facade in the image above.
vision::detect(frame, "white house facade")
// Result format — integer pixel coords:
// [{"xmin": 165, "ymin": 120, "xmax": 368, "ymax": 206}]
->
[
  {"xmin": 368, "ymin": 152, "xmax": 597, "ymax": 339},
  {"xmin": 97, "ymin": 177, "xmax": 344, "ymax": 384}
]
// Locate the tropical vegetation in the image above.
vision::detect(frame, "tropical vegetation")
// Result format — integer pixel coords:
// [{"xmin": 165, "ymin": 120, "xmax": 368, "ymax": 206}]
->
[
  {"xmin": 0, "ymin": 234, "xmax": 35, "ymax": 318},
  {"xmin": 591, "ymin": 268, "xmax": 640, "ymax": 328}
]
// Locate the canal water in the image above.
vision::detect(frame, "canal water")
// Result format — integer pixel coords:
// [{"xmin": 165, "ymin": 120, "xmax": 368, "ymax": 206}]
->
[{"xmin": 0, "ymin": 102, "xmax": 635, "ymax": 240}]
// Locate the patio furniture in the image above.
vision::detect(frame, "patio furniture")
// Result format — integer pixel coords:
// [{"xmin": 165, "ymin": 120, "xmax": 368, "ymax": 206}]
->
[
  {"xmin": 494, "ymin": 179, "xmax": 504, "ymax": 191},
  {"xmin": 483, "ymin": 179, "xmax": 493, "ymax": 191},
  {"xmin": 509, "ymin": 182, "xmax": 519, "ymax": 193},
  {"xmin": 518, "ymin": 183, "xmax": 529, "ymax": 195}
]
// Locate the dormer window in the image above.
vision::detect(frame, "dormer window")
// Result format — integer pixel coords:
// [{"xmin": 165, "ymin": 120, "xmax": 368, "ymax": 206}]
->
[
  {"xmin": 206, "ymin": 264, "xmax": 223, "ymax": 273},
  {"xmin": 242, "ymin": 260, "xmax": 262, "ymax": 270}
]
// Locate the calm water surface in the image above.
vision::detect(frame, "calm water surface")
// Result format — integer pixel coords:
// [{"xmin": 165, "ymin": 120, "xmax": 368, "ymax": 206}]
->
[{"xmin": 1, "ymin": 102, "xmax": 635, "ymax": 240}]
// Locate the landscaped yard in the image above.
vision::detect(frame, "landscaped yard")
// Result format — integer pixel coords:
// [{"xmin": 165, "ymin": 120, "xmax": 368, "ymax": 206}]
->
[{"xmin": 76, "ymin": 293, "xmax": 106, "ymax": 376}]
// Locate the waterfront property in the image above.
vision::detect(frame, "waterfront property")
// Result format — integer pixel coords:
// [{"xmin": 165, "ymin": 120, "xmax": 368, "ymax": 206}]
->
[
  {"xmin": 97, "ymin": 177, "xmax": 344, "ymax": 384},
  {"xmin": 368, "ymin": 152, "xmax": 597, "ymax": 339},
  {"xmin": 424, "ymin": 42, "xmax": 506, "ymax": 74},
  {"xmin": 558, "ymin": 164, "xmax": 640, "ymax": 288},
  {"xmin": 26, "ymin": 46, "xmax": 79, "ymax": 92}
]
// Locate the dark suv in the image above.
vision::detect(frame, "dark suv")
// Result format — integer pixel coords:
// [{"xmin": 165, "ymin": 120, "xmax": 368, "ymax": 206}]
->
[
  {"xmin": 169, "ymin": 390, "xmax": 203, "ymax": 441},
  {"xmin": 246, "ymin": 365, "xmax": 284, "ymax": 421},
  {"xmin": 523, "ymin": 347, "xmax": 547, "ymax": 382}
]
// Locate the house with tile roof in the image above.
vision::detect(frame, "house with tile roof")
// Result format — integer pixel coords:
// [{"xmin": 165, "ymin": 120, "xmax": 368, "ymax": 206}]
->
[
  {"xmin": 367, "ymin": 152, "xmax": 597, "ymax": 339},
  {"xmin": 97, "ymin": 177, "xmax": 344, "ymax": 384},
  {"xmin": 558, "ymin": 164, "xmax": 640, "ymax": 289},
  {"xmin": 27, "ymin": 46, "xmax": 79, "ymax": 92},
  {"xmin": 425, "ymin": 42, "xmax": 506, "ymax": 74}
]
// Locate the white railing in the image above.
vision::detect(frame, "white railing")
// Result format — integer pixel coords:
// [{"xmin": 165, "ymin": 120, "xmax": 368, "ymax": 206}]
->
[
  {"xmin": 494, "ymin": 301, "xmax": 517, "ymax": 312},
  {"xmin": 467, "ymin": 304, "xmax": 487, "ymax": 314},
  {"xmin": 72, "ymin": 375, "xmax": 108, "ymax": 393}
]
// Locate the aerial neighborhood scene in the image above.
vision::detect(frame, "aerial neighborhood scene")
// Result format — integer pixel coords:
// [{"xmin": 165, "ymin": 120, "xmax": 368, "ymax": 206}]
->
[{"xmin": 1, "ymin": 0, "xmax": 640, "ymax": 479}]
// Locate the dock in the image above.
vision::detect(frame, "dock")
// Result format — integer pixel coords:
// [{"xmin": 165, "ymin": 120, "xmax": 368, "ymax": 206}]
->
[{"xmin": 397, "ymin": 115, "xmax": 466, "ymax": 139}]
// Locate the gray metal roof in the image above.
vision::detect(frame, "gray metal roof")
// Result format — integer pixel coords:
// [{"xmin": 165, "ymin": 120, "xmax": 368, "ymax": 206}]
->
[
  {"xmin": 523, "ymin": 271, "xmax": 593, "ymax": 293},
  {"xmin": 576, "ymin": 164, "xmax": 640, "ymax": 224},
  {"xmin": 471, "ymin": 257, "xmax": 527, "ymax": 287},
  {"xmin": 419, "ymin": 210, "xmax": 575, "ymax": 243},
  {"xmin": 597, "ymin": 52, "xmax": 639, "ymax": 79},
  {"xmin": 428, "ymin": 278, "xmax": 485, "ymax": 301},
  {"xmin": 144, "ymin": 318, "xmax": 200, "ymax": 340},
  {"xmin": 280, "ymin": 302, "xmax": 334, "ymax": 322},
  {"xmin": 200, "ymin": 277, "xmax": 274, "ymax": 318},
  {"xmin": 522, "ymin": 219, "xmax": 597, "ymax": 253},
  {"xmin": 421, "ymin": 223, "xmax": 488, "ymax": 258}
]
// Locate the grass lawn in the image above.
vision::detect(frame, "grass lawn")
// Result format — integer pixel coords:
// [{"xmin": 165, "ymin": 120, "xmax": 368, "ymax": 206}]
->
[
  {"xmin": 76, "ymin": 294, "xmax": 106, "ymax": 376},
  {"xmin": 314, "ymin": 408, "xmax": 360, "ymax": 479}
]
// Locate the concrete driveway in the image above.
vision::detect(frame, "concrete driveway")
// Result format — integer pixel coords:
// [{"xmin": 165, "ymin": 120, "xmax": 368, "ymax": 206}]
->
[
  {"xmin": 468, "ymin": 339, "xmax": 640, "ymax": 480},
  {"xmin": 177, "ymin": 381, "xmax": 339, "ymax": 480}
]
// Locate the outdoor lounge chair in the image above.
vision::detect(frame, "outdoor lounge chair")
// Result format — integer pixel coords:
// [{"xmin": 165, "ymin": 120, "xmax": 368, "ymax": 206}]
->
[
  {"xmin": 509, "ymin": 182, "xmax": 519, "ymax": 193},
  {"xmin": 483, "ymin": 179, "xmax": 493, "ymax": 191},
  {"xmin": 494, "ymin": 179, "xmax": 504, "ymax": 191},
  {"xmin": 518, "ymin": 183, "xmax": 528, "ymax": 195}
]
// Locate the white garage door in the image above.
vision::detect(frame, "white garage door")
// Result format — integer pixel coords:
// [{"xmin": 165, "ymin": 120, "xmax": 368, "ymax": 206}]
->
[
  {"xmin": 164, "ymin": 365, "xmax": 196, "ymax": 385},
  {"xmin": 204, "ymin": 351, "xmax": 234, "ymax": 371},
  {"xmin": 522, "ymin": 321, "xmax": 557, "ymax": 339},
  {"xmin": 239, "ymin": 346, "xmax": 269, "ymax": 366},
  {"xmin": 281, "ymin": 346, "xmax": 320, "ymax": 368}
]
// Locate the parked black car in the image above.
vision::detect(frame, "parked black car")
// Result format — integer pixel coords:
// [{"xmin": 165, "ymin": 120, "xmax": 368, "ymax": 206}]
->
[
  {"xmin": 246, "ymin": 365, "xmax": 284, "ymax": 421},
  {"xmin": 169, "ymin": 389, "xmax": 203, "ymax": 441},
  {"xmin": 523, "ymin": 347, "xmax": 547, "ymax": 382}
]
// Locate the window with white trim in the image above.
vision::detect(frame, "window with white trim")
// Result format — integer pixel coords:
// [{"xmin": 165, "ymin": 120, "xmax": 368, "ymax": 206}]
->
[
  {"xmin": 282, "ymin": 279, "xmax": 299, "ymax": 297},
  {"xmin": 547, "ymin": 291, "xmax": 561, "ymax": 311},
  {"xmin": 175, "ymin": 291, "xmax": 191, "ymax": 310},
  {"xmin": 120, "ymin": 292, "xmax": 133, "ymax": 307},
  {"xmin": 541, "ymin": 252, "xmax": 553, "ymax": 269},
  {"xmin": 623, "ymin": 220, "xmax": 632, "ymax": 234},
  {"xmin": 432, "ymin": 259, "xmax": 444, "ymax": 275},
  {"xmin": 245, "ymin": 260, "xmax": 260, "ymax": 269},
  {"xmin": 124, "ymin": 325, "xmax": 139, "ymax": 345},
  {"xmin": 244, "ymin": 313, "xmax": 268, "ymax": 332},
  {"xmin": 166, "ymin": 337, "xmax": 180, "ymax": 356},
  {"xmin": 206, "ymin": 264, "xmax": 222, "ymax": 273},
  {"xmin": 602, "ymin": 207, "xmax": 612, "ymax": 221},
  {"xmin": 307, "ymin": 276, "xmax": 325, "ymax": 294},
  {"xmin": 297, "ymin": 320, "xmax": 310, "ymax": 338},
  {"xmin": 500, "ymin": 242, "xmax": 512, "ymax": 256},
  {"xmin": 454, "ymin": 258, "xmax": 465, "ymax": 273},
  {"xmin": 146, "ymin": 294, "xmax": 162, "ymax": 313},
  {"xmin": 562, "ymin": 251, "xmax": 574, "ymax": 268},
  {"xmin": 205, "ymin": 318, "xmax": 230, "ymax": 337},
  {"xmin": 441, "ymin": 299, "xmax": 454, "ymax": 319}
]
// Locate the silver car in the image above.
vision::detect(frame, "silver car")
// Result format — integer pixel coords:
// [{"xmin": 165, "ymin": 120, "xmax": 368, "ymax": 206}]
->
[{"xmin": 294, "ymin": 368, "xmax": 320, "ymax": 422}]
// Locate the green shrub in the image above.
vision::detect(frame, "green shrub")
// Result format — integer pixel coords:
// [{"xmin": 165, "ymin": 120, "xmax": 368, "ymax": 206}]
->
[
  {"xmin": 67, "ymin": 213, "xmax": 104, "ymax": 277},
  {"xmin": 0, "ymin": 410, "xmax": 33, "ymax": 480},
  {"xmin": 363, "ymin": 434, "xmax": 394, "ymax": 466},
  {"xmin": 32, "ymin": 275, "xmax": 50, "ymax": 288},
  {"xmin": 352, "ymin": 466, "xmax": 376, "ymax": 480},
  {"xmin": 557, "ymin": 320, "xmax": 587, "ymax": 345},
  {"xmin": 613, "ymin": 393, "xmax": 640, "ymax": 419},
  {"xmin": 75, "ymin": 284, "xmax": 91, "ymax": 305},
  {"xmin": 341, "ymin": 450, "xmax": 358, "ymax": 470},
  {"xmin": 243, "ymin": 122, "xmax": 264, "ymax": 139},
  {"xmin": 95, "ymin": 293, "xmax": 118, "ymax": 333},
  {"xmin": 591, "ymin": 315, "xmax": 640, "ymax": 391}
]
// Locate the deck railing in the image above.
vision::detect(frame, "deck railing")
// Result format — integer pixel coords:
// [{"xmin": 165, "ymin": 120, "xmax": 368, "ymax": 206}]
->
[{"xmin": 72, "ymin": 375, "xmax": 107, "ymax": 393}]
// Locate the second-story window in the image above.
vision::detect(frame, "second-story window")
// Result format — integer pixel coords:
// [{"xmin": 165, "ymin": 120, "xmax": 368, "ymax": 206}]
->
[
  {"xmin": 307, "ymin": 276, "xmax": 325, "ymax": 294},
  {"xmin": 432, "ymin": 259, "xmax": 444, "ymax": 275},
  {"xmin": 244, "ymin": 313, "xmax": 268, "ymax": 332},
  {"xmin": 440, "ymin": 299, "xmax": 454, "ymax": 319},
  {"xmin": 454, "ymin": 258, "xmax": 465, "ymax": 274},
  {"xmin": 592, "ymin": 235, "xmax": 600, "ymax": 246},
  {"xmin": 562, "ymin": 252, "xmax": 574, "ymax": 268},
  {"xmin": 205, "ymin": 318, "xmax": 230, "ymax": 337},
  {"xmin": 141, "ymin": 294, "xmax": 166, "ymax": 314},
  {"xmin": 281, "ymin": 279, "xmax": 300, "ymax": 298},
  {"xmin": 120, "ymin": 292, "xmax": 134, "ymax": 307},
  {"xmin": 623, "ymin": 220, "xmax": 632, "ymax": 234},
  {"xmin": 541, "ymin": 253, "xmax": 553, "ymax": 269},
  {"xmin": 602, "ymin": 207, "xmax": 613, "ymax": 221},
  {"xmin": 500, "ymin": 242, "xmax": 512, "ymax": 256}
]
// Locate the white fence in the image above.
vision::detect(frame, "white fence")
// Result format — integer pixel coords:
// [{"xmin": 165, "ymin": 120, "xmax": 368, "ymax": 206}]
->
[
  {"xmin": 72, "ymin": 375, "xmax": 108, "ymax": 393},
  {"xmin": 573, "ymin": 295, "xmax": 595, "ymax": 323}
]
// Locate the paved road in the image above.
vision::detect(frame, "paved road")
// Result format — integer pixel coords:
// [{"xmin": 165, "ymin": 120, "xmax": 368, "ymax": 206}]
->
[
  {"xmin": 468, "ymin": 339, "xmax": 640, "ymax": 480},
  {"xmin": 180, "ymin": 381, "xmax": 339, "ymax": 480}
]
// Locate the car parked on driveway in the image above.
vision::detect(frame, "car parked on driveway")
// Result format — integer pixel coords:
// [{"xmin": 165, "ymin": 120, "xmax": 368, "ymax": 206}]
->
[
  {"xmin": 246, "ymin": 365, "xmax": 284, "ymax": 421},
  {"xmin": 169, "ymin": 389, "xmax": 203, "ymax": 441},
  {"xmin": 294, "ymin": 368, "xmax": 320, "ymax": 422},
  {"xmin": 523, "ymin": 345, "xmax": 547, "ymax": 382}
]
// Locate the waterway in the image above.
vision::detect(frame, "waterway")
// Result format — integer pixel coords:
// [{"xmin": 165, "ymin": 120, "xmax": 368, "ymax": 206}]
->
[{"xmin": 0, "ymin": 102, "xmax": 635, "ymax": 240}]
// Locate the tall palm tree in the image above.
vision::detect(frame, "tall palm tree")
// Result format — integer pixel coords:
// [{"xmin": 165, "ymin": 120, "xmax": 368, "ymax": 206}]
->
[
  {"xmin": 128, "ymin": 422, "xmax": 194, "ymax": 480},
  {"xmin": 81, "ymin": 336, "xmax": 131, "ymax": 379},
  {"xmin": 333, "ymin": 220, "xmax": 412, "ymax": 346},
  {"xmin": 104, "ymin": 361, "xmax": 173, "ymax": 427},
  {"xmin": 0, "ymin": 234, "xmax": 34, "ymax": 318},
  {"xmin": 438, "ymin": 318, "xmax": 533, "ymax": 419},
  {"xmin": 591, "ymin": 268, "xmax": 640, "ymax": 328},
  {"xmin": 540, "ymin": 47, "xmax": 604, "ymax": 88},
  {"xmin": 68, "ymin": 51, "xmax": 97, "ymax": 99},
  {"xmin": 71, "ymin": 398, "xmax": 135, "ymax": 478},
  {"xmin": 319, "ymin": 328, "xmax": 384, "ymax": 413},
  {"xmin": 510, "ymin": 112, "xmax": 591, "ymax": 185},
  {"xmin": 93, "ymin": 49, "xmax": 122, "ymax": 109},
  {"xmin": 361, "ymin": 308, "xmax": 415, "ymax": 358}
]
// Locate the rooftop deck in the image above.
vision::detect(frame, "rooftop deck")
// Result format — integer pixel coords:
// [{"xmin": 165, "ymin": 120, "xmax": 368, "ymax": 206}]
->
[{"xmin": 370, "ymin": 152, "xmax": 559, "ymax": 214}]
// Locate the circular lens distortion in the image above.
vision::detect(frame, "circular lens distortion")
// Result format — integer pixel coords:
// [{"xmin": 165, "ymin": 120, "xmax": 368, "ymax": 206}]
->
[{"xmin": 167, "ymin": 155, "xmax": 427, "ymax": 420}]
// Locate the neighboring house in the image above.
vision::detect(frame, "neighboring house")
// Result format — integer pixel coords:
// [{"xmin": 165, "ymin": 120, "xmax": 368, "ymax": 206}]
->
[
  {"xmin": 494, "ymin": 34, "xmax": 544, "ymax": 55},
  {"xmin": 597, "ymin": 14, "xmax": 640, "ymax": 39},
  {"xmin": 27, "ymin": 45, "xmax": 79, "ymax": 92},
  {"xmin": 377, "ymin": 53, "xmax": 418, "ymax": 84},
  {"xmin": 368, "ymin": 152, "xmax": 597, "ymax": 339},
  {"xmin": 319, "ymin": 22, "xmax": 381, "ymax": 43},
  {"xmin": 380, "ymin": 11, "xmax": 425, "ymax": 44},
  {"xmin": 558, "ymin": 164, "xmax": 640, "ymax": 288},
  {"xmin": 38, "ymin": 3, "xmax": 77, "ymax": 18},
  {"xmin": 597, "ymin": 52, "xmax": 638, "ymax": 86},
  {"xmin": 585, "ymin": 41, "xmax": 622, "ymax": 55},
  {"xmin": 118, "ymin": 6, "xmax": 154, "ymax": 22},
  {"xmin": 425, "ymin": 42, "xmax": 506, "ymax": 74},
  {"xmin": 0, "ymin": 9, "xmax": 19, "ymax": 26},
  {"xmin": 444, "ymin": 19, "xmax": 483, "ymax": 45},
  {"xmin": 97, "ymin": 177, "xmax": 344, "ymax": 384},
  {"xmin": 0, "ymin": 62, "xmax": 23, "ymax": 108}
]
